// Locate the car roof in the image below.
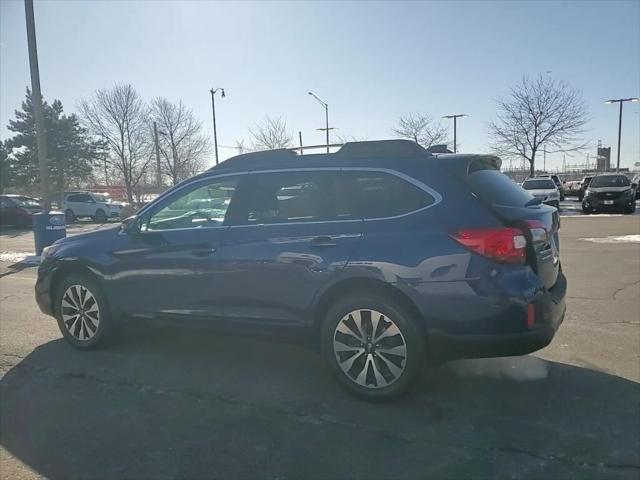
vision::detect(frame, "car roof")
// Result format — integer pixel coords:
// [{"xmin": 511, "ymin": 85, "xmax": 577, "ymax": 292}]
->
[{"xmin": 1, "ymin": 194, "xmax": 37, "ymax": 199}]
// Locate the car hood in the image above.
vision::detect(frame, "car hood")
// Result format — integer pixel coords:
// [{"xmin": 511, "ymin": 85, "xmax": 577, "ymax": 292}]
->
[
  {"xmin": 588, "ymin": 186, "xmax": 632, "ymax": 193},
  {"xmin": 54, "ymin": 225, "xmax": 121, "ymax": 246}
]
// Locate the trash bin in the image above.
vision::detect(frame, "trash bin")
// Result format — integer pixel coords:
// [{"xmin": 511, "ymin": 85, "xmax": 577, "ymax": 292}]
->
[{"xmin": 33, "ymin": 211, "xmax": 66, "ymax": 256}]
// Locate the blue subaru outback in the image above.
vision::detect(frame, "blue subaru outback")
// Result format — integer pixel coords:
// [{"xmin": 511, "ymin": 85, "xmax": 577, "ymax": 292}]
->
[{"xmin": 36, "ymin": 140, "xmax": 566, "ymax": 400}]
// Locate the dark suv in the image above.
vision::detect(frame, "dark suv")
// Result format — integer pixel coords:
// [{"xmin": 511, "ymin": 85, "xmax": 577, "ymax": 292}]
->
[{"xmin": 36, "ymin": 140, "xmax": 566, "ymax": 400}]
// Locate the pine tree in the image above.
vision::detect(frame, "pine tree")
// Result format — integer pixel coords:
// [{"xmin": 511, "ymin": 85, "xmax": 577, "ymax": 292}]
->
[{"xmin": 5, "ymin": 88, "xmax": 101, "ymax": 193}]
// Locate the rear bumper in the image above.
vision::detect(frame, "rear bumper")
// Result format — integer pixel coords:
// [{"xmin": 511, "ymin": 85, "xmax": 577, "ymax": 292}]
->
[{"xmin": 428, "ymin": 271, "xmax": 567, "ymax": 359}]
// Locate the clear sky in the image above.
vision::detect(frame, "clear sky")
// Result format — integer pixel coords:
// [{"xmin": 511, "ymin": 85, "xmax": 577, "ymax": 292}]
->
[{"xmin": 1, "ymin": 0, "xmax": 639, "ymax": 170}]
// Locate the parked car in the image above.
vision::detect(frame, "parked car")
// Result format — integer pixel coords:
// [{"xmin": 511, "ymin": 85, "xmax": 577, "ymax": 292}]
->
[
  {"xmin": 536, "ymin": 174, "xmax": 565, "ymax": 200},
  {"xmin": 577, "ymin": 176, "xmax": 593, "ymax": 202},
  {"xmin": 61, "ymin": 191, "xmax": 125, "ymax": 223},
  {"xmin": 0, "ymin": 194, "xmax": 42, "ymax": 227},
  {"xmin": 582, "ymin": 174, "xmax": 636, "ymax": 214},
  {"xmin": 36, "ymin": 140, "xmax": 566, "ymax": 400},
  {"xmin": 632, "ymin": 174, "xmax": 640, "ymax": 200},
  {"xmin": 521, "ymin": 178, "xmax": 561, "ymax": 209}
]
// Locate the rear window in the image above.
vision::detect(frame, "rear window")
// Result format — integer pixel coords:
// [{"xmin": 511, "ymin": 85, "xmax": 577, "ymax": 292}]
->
[
  {"xmin": 522, "ymin": 179, "xmax": 556, "ymax": 190},
  {"xmin": 350, "ymin": 171, "xmax": 434, "ymax": 218},
  {"xmin": 468, "ymin": 169, "xmax": 534, "ymax": 206},
  {"xmin": 590, "ymin": 175, "xmax": 630, "ymax": 188}
]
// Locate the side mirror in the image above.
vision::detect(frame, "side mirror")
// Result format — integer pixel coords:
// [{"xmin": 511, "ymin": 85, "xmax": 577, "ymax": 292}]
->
[{"xmin": 120, "ymin": 215, "xmax": 140, "ymax": 235}]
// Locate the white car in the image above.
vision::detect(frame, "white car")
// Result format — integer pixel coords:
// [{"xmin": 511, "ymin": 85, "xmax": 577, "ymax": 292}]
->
[
  {"xmin": 521, "ymin": 178, "xmax": 560, "ymax": 209},
  {"xmin": 63, "ymin": 192, "xmax": 125, "ymax": 223}
]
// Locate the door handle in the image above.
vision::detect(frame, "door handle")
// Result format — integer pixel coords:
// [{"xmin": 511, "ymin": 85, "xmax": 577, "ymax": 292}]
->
[
  {"xmin": 309, "ymin": 236, "xmax": 337, "ymax": 248},
  {"xmin": 191, "ymin": 244, "xmax": 217, "ymax": 257}
]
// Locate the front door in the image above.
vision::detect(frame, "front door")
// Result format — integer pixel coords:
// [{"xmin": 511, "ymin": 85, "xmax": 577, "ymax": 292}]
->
[
  {"xmin": 110, "ymin": 175, "xmax": 241, "ymax": 318},
  {"xmin": 217, "ymin": 170, "xmax": 363, "ymax": 324}
]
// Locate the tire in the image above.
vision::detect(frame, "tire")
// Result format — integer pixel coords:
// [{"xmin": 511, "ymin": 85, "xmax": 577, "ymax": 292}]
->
[
  {"xmin": 582, "ymin": 203, "xmax": 592, "ymax": 214},
  {"xmin": 94, "ymin": 209, "xmax": 107, "ymax": 223},
  {"xmin": 624, "ymin": 203, "xmax": 636, "ymax": 214},
  {"xmin": 65, "ymin": 209, "xmax": 76, "ymax": 223},
  {"xmin": 54, "ymin": 273, "xmax": 117, "ymax": 349},
  {"xmin": 320, "ymin": 293, "xmax": 424, "ymax": 401}
]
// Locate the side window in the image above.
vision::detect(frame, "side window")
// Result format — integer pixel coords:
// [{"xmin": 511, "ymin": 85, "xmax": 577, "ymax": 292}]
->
[
  {"xmin": 236, "ymin": 171, "xmax": 358, "ymax": 225},
  {"xmin": 350, "ymin": 171, "xmax": 434, "ymax": 219},
  {"xmin": 80, "ymin": 194, "xmax": 93, "ymax": 203},
  {"xmin": 146, "ymin": 178, "xmax": 238, "ymax": 231},
  {"xmin": 66, "ymin": 194, "xmax": 82, "ymax": 202}
]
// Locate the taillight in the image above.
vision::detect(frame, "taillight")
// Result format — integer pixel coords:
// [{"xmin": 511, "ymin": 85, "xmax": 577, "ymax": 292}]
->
[
  {"xmin": 525, "ymin": 220, "xmax": 549, "ymax": 243},
  {"xmin": 452, "ymin": 228, "xmax": 527, "ymax": 265}
]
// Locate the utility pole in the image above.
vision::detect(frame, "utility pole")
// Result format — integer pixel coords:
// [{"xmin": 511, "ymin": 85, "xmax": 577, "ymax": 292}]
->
[
  {"xmin": 299, "ymin": 131, "xmax": 303, "ymax": 155},
  {"xmin": 543, "ymin": 147, "xmax": 547, "ymax": 172},
  {"xmin": 442, "ymin": 114, "xmax": 468, "ymax": 153},
  {"xmin": 153, "ymin": 121, "xmax": 162, "ymax": 190},
  {"xmin": 24, "ymin": 0, "xmax": 50, "ymax": 210},
  {"xmin": 210, "ymin": 87, "xmax": 225, "ymax": 165},
  {"xmin": 605, "ymin": 97, "xmax": 639, "ymax": 172}
]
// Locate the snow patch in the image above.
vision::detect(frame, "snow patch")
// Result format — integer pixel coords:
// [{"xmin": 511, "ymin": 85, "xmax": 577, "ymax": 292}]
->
[
  {"xmin": 0, "ymin": 252, "xmax": 40, "ymax": 264},
  {"xmin": 581, "ymin": 235, "xmax": 640, "ymax": 244}
]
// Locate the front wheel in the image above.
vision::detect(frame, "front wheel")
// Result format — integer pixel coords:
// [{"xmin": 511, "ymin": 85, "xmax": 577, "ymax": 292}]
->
[
  {"xmin": 94, "ymin": 209, "xmax": 108, "ymax": 223},
  {"xmin": 65, "ymin": 209, "xmax": 76, "ymax": 223},
  {"xmin": 54, "ymin": 274, "xmax": 117, "ymax": 349},
  {"xmin": 321, "ymin": 294, "xmax": 424, "ymax": 401},
  {"xmin": 624, "ymin": 203, "xmax": 636, "ymax": 214}
]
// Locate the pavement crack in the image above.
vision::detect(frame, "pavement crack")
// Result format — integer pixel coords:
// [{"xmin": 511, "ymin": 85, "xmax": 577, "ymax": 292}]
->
[
  {"xmin": 612, "ymin": 279, "xmax": 640, "ymax": 300},
  {"xmin": 6, "ymin": 362, "xmax": 640, "ymax": 472}
]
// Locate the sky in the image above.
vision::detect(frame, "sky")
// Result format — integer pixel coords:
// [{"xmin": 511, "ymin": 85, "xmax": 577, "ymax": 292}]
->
[{"xmin": 1, "ymin": 0, "xmax": 639, "ymax": 171}]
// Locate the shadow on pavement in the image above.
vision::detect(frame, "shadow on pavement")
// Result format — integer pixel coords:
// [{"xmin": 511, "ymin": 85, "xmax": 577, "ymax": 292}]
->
[{"xmin": 1, "ymin": 326, "xmax": 639, "ymax": 479}]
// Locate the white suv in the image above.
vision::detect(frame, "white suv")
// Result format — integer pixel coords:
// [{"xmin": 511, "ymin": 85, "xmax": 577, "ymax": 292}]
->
[{"xmin": 62, "ymin": 192, "xmax": 124, "ymax": 223}]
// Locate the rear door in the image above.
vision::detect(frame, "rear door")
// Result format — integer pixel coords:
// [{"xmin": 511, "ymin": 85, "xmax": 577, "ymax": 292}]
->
[
  {"xmin": 466, "ymin": 164, "xmax": 561, "ymax": 290},
  {"xmin": 217, "ymin": 169, "xmax": 363, "ymax": 324}
]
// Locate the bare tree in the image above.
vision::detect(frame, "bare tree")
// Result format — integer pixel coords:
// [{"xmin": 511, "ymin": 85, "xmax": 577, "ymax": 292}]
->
[
  {"xmin": 79, "ymin": 84, "xmax": 152, "ymax": 202},
  {"xmin": 335, "ymin": 133, "xmax": 369, "ymax": 144},
  {"xmin": 488, "ymin": 75, "xmax": 589, "ymax": 176},
  {"xmin": 392, "ymin": 114, "xmax": 449, "ymax": 149},
  {"xmin": 150, "ymin": 97, "xmax": 210, "ymax": 185},
  {"xmin": 249, "ymin": 116, "xmax": 293, "ymax": 150}
]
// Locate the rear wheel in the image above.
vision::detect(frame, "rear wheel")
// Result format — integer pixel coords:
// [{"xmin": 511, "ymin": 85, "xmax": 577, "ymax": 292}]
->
[
  {"xmin": 94, "ymin": 209, "xmax": 107, "ymax": 223},
  {"xmin": 65, "ymin": 209, "xmax": 76, "ymax": 223},
  {"xmin": 54, "ymin": 274, "xmax": 117, "ymax": 349},
  {"xmin": 321, "ymin": 294, "xmax": 424, "ymax": 401}
]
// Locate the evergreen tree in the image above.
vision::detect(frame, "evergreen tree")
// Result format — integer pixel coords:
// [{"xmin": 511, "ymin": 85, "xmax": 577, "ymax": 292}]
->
[{"xmin": 5, "ymin": 88, "xmax": 101, "ymax": 193}]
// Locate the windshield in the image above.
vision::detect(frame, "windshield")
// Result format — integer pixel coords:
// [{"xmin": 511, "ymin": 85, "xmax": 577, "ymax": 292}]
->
[
  {"xmin": 522, "ymin": 179, "xmax": 556, "ymax": 190},
  {"xmin": 13, "ymin": 197, "xmax": 41, "ymax": 208},
  {"xmin": 589, "ymin": 176, "xmax": 631, "ymax": 188}
]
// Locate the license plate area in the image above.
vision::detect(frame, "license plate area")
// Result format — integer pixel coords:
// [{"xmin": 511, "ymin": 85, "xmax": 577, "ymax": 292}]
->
[{"xmin": 604, "ymin": 200, "xmax": 614, "ymax": 205}]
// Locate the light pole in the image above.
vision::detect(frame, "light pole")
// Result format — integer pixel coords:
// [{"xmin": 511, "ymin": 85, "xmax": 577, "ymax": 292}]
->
[
  {"xmin": 308, "ymin": 91, "xmax": 334, "ymax": 153},
  {"xmin": 442, "ymin": 114, "xmax": 467, "ymax": 153},
  {"xmin": 210, "ymin": 87, "xmax": 225, "ymax": 165},
  {"xmin": 605, "ymin": 97, "xmax": 639, "ymax": 172}
]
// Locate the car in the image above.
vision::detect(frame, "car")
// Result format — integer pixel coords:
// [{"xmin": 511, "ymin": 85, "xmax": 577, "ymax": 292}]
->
[
  {"xmin": 537, "ymin": 175, "xmax": 565, "ymax": 200},
  {"xmin": 521, "ymin": 178, "xmax": 561, "ymax": 209},
  {"xmin": 0, "ymin": 194, "xmax": 43, "ymax": 227},
  {"xmin": 61, "ymin": 191, "xmax": 125, "ymax": 223},
  {"xmin": 35, "ymin": 140, "xmax": 566, "ymax": 400},
  {"xmin": 632, "ymin": 174, "xmax": 640, "ymax": 200},
  {"xmin": 582, "ymin": 173, "xmax": 636, "ymax": 214},
  {"xmin": 577, "ymin": 176, "xmax": 593, "ymax": 202}
]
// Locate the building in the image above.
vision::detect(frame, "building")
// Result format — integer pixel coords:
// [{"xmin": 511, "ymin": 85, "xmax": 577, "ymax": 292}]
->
[{"xmin": 597, "ymin": 142, "xmax": 611, "ymax": 170}]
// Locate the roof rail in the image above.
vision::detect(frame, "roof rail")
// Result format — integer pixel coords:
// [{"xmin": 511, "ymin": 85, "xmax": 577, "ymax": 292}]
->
[
  {"xmin": 208, "ymin": 148, "xmax": 297, "ymax": 170},
  {"xmin": 336, "ymin": 139, "xmax": 428, "ymax": 158}
]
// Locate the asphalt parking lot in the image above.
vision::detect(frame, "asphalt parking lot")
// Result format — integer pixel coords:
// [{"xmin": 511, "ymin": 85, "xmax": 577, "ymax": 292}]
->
[{"xmin": 0, "ymin": 203, "xmax": 639, "ymax": 479}]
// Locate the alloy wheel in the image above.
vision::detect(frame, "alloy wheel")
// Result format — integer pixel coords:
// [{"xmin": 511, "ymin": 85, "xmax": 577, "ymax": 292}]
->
[
  {"xmin": 61, "ymin": 285, "xmax": 100, "ymax": 341},
  {"xmin": 333, "ymin": 309, "xmax": 407, "ymax": 389}
]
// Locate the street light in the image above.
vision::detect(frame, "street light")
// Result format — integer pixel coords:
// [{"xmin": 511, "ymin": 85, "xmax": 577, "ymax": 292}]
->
[
  {"xmin": 308, "ymin": 91, "xmax": 335, "ymax": 153},
  {"xmin": 210, "ymin": 87, "xmax": 226, "ymax": 165},
  {"xmin": 605, "ymin": 97, "xmax": 639, "ymax": 171},
  {"xmin": 442, "ymin": 114, "xmax": 467, "ymax": 153}
]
